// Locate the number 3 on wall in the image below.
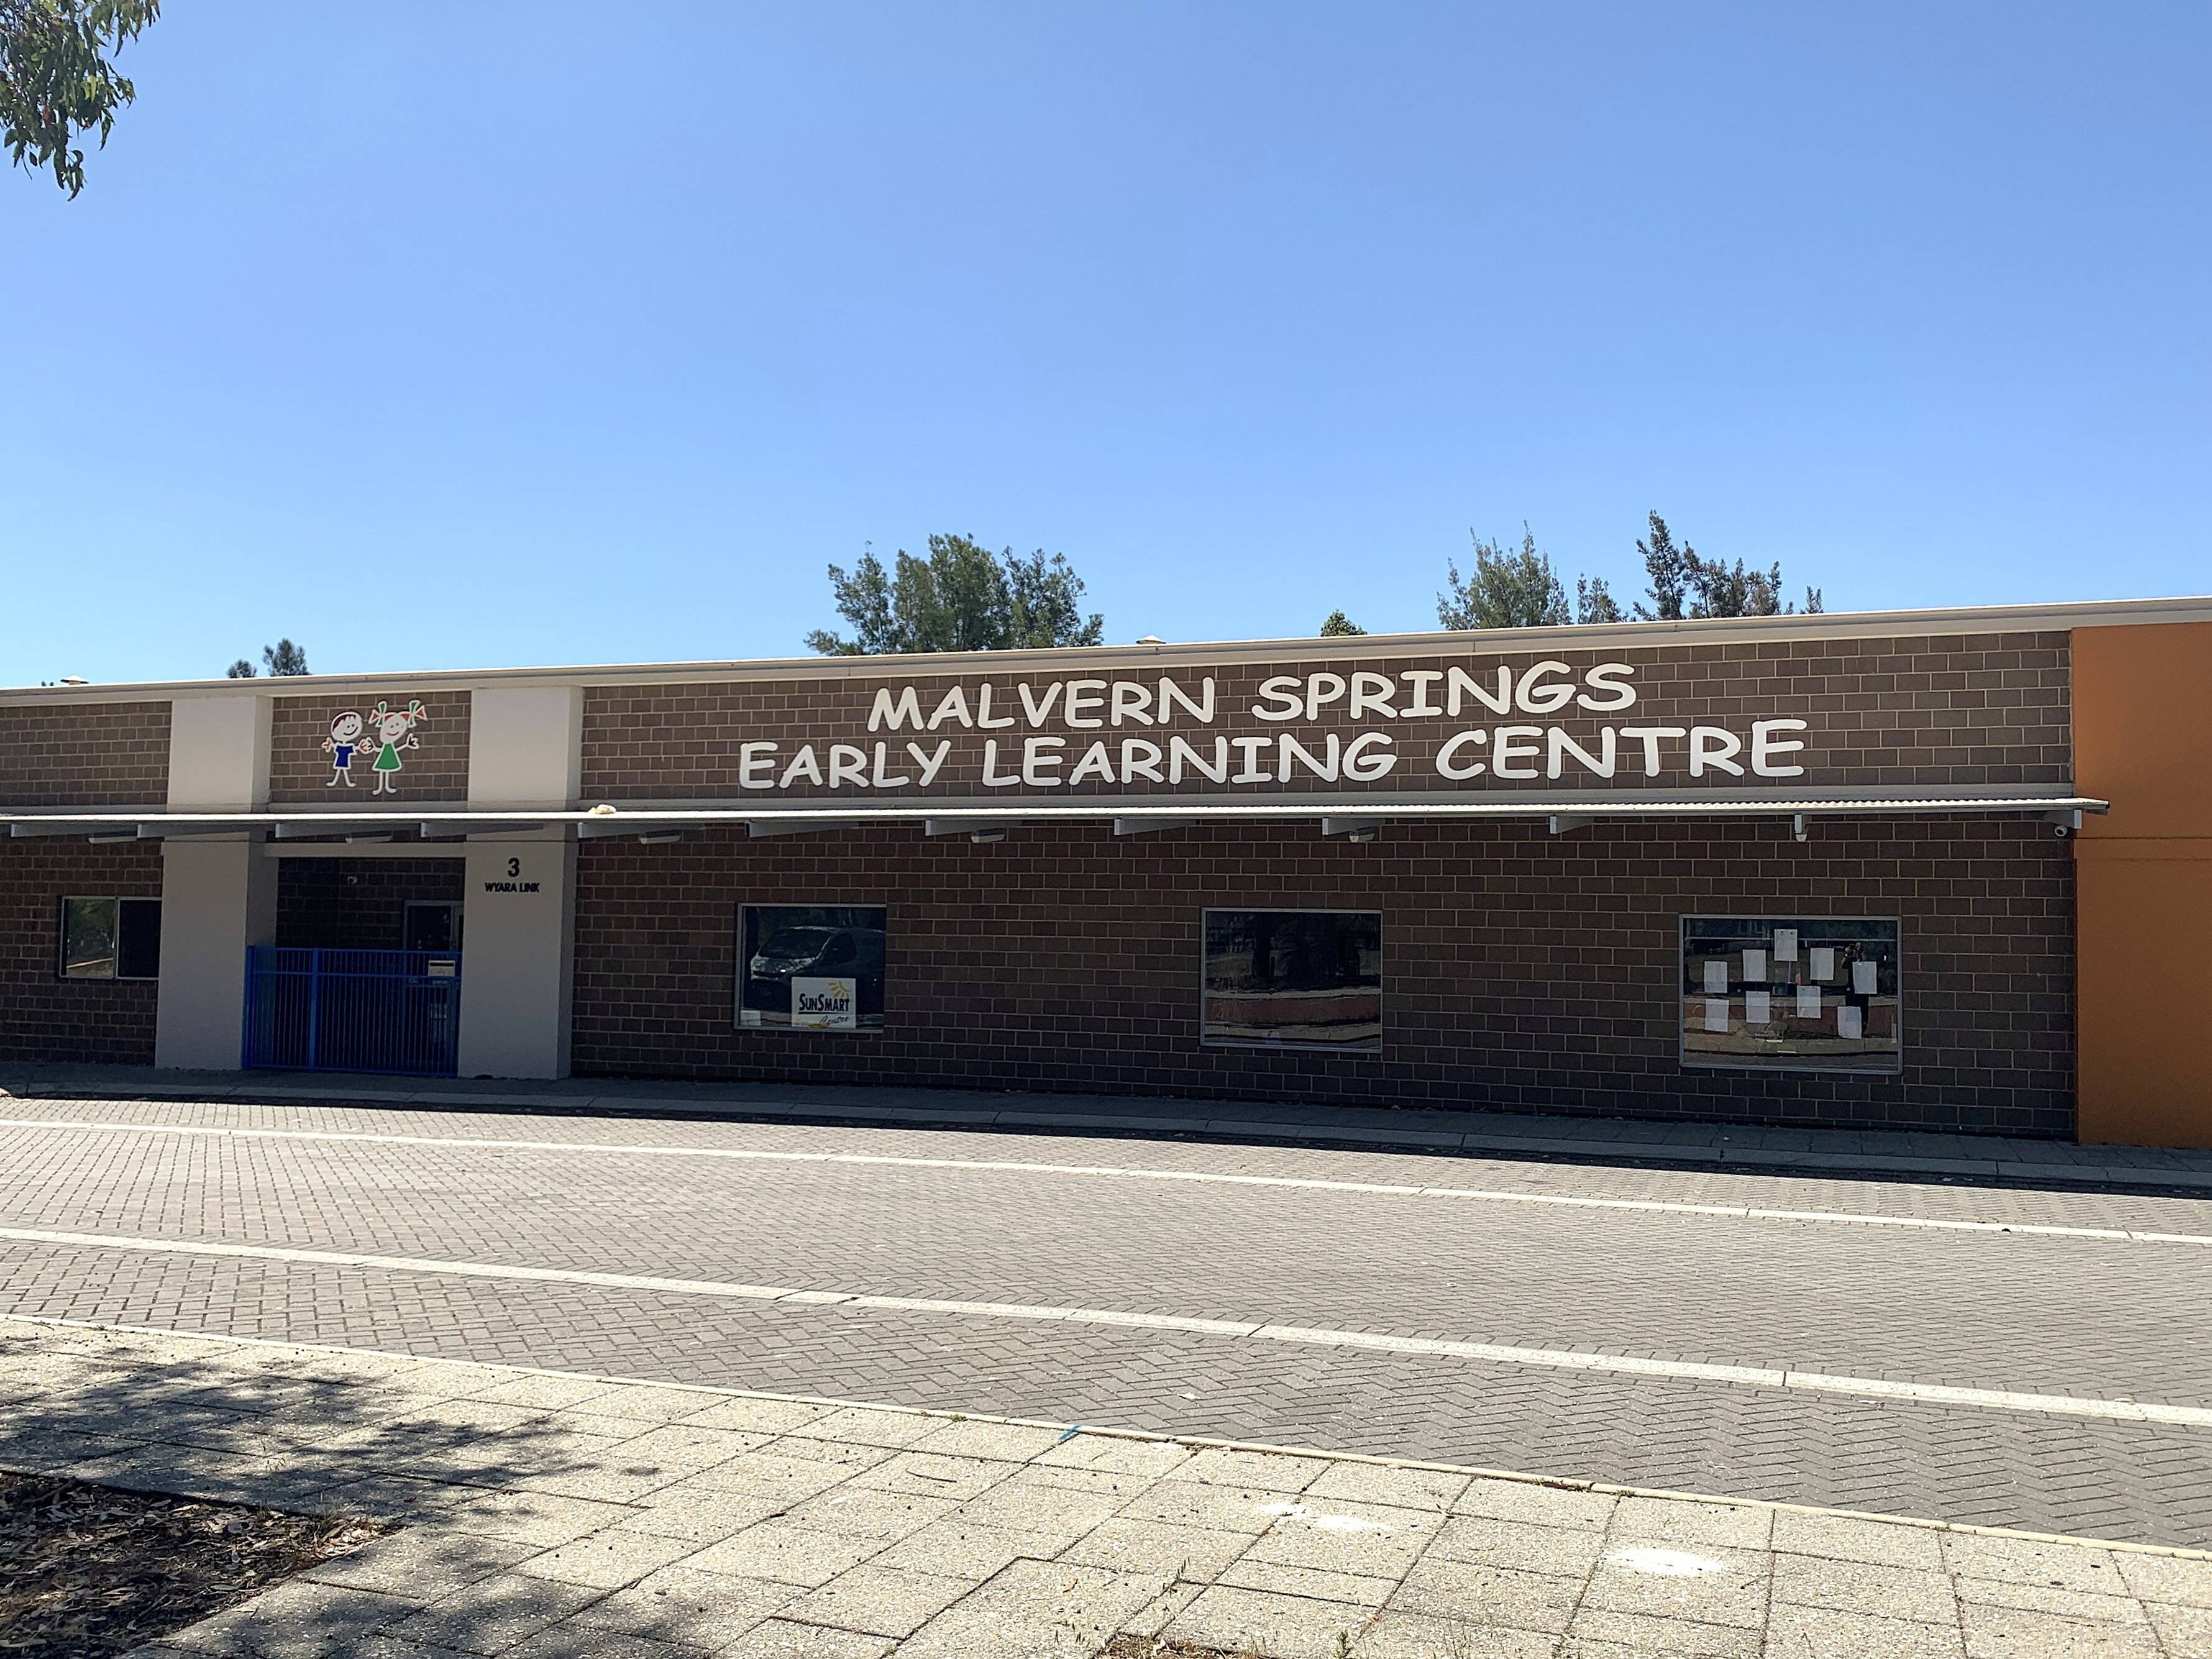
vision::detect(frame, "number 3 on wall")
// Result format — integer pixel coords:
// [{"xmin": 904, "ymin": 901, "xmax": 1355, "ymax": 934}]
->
[{"xmin": 506, "ymin": 857, "xmax": 521, "ymax": 879}]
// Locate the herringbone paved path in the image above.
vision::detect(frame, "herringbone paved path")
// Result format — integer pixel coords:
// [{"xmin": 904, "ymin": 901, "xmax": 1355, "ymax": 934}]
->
[{"xmin": 4, "ymin": 1098, "xmax": 2211, "ymax": 1548}]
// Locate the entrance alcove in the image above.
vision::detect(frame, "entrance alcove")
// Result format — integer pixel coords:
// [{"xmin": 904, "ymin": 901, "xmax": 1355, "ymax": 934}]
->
[{"xmin": 246, "ymin": 856, "xmax": 468, "ymax": 1077}]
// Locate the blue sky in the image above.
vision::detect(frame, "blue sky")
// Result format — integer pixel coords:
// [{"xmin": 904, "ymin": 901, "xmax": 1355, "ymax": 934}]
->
[{"xmin": 4, "ymin": 2, "xmax": 2206, "ymax": 683}]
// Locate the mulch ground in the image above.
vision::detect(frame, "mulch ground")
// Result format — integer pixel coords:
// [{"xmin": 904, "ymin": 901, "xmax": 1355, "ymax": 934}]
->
[{"xmin": 0, "ymin": 1471, "xmax": 384, "ymax": 1659}]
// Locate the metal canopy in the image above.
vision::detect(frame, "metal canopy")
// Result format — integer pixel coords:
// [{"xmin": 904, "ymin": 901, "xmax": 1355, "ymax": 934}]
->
[{"xmin": 4, "ymin": 792, "xmax": 2110, "ymax": 844}]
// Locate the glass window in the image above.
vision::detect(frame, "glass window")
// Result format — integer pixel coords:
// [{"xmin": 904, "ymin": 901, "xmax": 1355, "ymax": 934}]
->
[
  {"xmin": 117, "ymin": 898, "xmax": 162, "ymax": 980},
  {"xmin": 403, "ymin": 901, "xmax": 462, "ymax": 954},
  {"xmin": 1680, "ymin": 916, "xmax": 1900, "ymax": 1074},
  {"xmin": 59, "ymin": 897, "xmax": 162, "ymax": 981},
  {"xmin": 60, "ymin": 898, "xmax": 116, "ymax": 979},
  {"xmin": 1203, "ymin": 909, "xmax": 1382, "ymax": 1052},
  {"xmin": 737, "ymin": 904, "xmax": 887, "ymax": 1032}
]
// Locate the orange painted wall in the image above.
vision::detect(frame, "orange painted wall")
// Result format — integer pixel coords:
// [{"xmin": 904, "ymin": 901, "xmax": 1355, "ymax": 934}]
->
[{"xmin": 2073, "ymin": 620, "xmax": 2212, "ymax": 1148}]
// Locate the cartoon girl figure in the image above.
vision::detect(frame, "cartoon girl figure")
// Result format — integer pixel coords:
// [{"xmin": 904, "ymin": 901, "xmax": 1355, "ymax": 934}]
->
[
  {"xmin": 364, "ymin": 699, "xmax": 427, "ymax": 796},
  {"xmin": 322, "ymin": 711, "xmax": 365, "ymax": 787}
]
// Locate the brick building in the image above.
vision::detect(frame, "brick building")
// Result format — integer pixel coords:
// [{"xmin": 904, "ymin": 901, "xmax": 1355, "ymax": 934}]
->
[{"xmin": 3, "ymin": 599, "xmax": 2207, "ymax": 1146}]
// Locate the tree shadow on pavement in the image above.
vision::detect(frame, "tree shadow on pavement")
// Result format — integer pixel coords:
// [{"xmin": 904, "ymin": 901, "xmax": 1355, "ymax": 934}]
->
[{"xmin": 0, "ymin": 1323, "xmax": 669, "ymax": 1657}]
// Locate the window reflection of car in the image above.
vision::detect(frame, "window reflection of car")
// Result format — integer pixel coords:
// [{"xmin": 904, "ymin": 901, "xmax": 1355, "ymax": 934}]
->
[{"xmin": 747, "ymin": 926, "xmax": 885, "ymax": 1014}]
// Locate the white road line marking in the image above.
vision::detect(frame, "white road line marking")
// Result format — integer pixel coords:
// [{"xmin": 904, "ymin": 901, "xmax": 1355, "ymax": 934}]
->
[
  {"xmin": 13, "ymin": 1312, "xmax": 2211, "ymax": 1563},
  {"xmin": 2, "ymin": 1224, "xmax": 2206, "ymax": 1428},
  {"xmin": 0, "ymin": 1117, "xmax": 2203, "ymax": 1248}
]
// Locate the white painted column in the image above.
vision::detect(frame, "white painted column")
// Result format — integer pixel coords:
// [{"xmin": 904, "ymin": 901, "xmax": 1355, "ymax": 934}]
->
[
  {"xmin": 155, "ymin": 694, "xmax": 275, "ymax": 1070},
  {"xmin": 457, "ymin": 832, "xmax": 577, "ymax": 1079},
  {"xmin": 456, "ymin": 687, "xmax": 582, "ymax": 1079}
]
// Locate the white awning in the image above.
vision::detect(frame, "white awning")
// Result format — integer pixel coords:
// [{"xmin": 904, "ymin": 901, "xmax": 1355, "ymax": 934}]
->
[{"xmin": 2, "ymin": 792, "xmax": 2109, "ymax": 844}]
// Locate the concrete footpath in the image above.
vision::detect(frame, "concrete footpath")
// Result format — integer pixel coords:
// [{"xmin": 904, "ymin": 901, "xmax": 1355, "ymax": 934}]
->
[
  {"xmin": 6, "ymin": 1317, "xmax": 2210, "ymax": 1658},
  {"xmin": 5, "ymin": 1063, "xmax": 2211, "ymax": 1193}
]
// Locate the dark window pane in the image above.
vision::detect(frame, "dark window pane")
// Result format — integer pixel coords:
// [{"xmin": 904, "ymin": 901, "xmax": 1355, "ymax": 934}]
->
[
  {"xmin": 60, "ymin": 897, "xmax": 118, "ymax": 979},
  {"xmin": 403, "ymin": 903, "xmax": 457, "ymax": 954},
  {"xmin": 737, "ymin": 905, "xmax": 887, "ymax": 1033},
  {"xmin": 1680, "ymin": 915, "xmax": 1901, "ymax": 1074},
  {"xmin": 1203, "ymin": 910, "xmax": 1381, "ymax": 1051},
  {"xmin": 117, "ymin": 899, "xmax": 163, "ymax": 980}
]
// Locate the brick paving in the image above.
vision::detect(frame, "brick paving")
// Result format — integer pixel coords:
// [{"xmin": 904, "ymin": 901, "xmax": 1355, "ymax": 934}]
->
[
  {"xmin": 16, "ymin": 1063, "xmax": 2212, "ymax": 1187},
  {"xmin": 9, "ymin": 1317, "xmax": 2210, "ymax": 1659},
  {"xmin": 3, "ymin": 1096, "xmax": 2212, "ymax": 1559},
  {"xmin": 8, "ymin": 1243, "xmax": 2212, "ymax": 1552},
  {"xmin": 1, "ymin": 1107, "xmax": 2207, "ymax": 1407}
]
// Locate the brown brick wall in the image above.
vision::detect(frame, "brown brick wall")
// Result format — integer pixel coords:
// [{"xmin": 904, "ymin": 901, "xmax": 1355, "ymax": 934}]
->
[
  {"xmin": 268, "ymin": 692, "xmax": 470, "ymax": 808},
  {"xmin": 0, "ymin": 702, "xmax": 170, "ymax": 810},
  {"xmin": 276, "ymin": 859, "xmax": 465, "ymax": 951},
  {"xmin": 570, "ymin": 817, "xmax": 2075, "ymax": 1138},
  {"xmin": 579, "ymin": 633, "xmax": 2070, "ymax": 802},
  {"xmin": 0, "ymin": 839, "xmax": 163, "ymax": 1063}
]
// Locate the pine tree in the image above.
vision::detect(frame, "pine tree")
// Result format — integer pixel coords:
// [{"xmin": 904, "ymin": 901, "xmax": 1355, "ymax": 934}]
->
[
  {"xmin": 1438, "ymin": 528, "xmax": 1570, "ymax": 630},
  {"xmin": 1632, "ymin": 513, "xmax": 1824, "ymax": 619},
  {"xmin": 807, "ymin": 535, "xmax": 1104, "ymax": 655}
]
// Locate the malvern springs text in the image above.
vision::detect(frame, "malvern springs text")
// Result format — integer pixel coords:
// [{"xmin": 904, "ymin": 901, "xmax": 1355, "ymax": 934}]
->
[{"xmin": 728, "ymin": 662, "xmax": 1812, "ymax": 793}]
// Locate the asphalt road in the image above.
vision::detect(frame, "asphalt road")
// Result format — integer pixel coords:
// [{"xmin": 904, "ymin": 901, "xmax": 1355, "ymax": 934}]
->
[{"xmin": 3, "ymin": 1097, "xmax": 2210, "ymax": 1548}]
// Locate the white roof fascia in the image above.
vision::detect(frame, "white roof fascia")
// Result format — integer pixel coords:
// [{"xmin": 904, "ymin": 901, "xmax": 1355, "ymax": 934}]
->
[{"xmin": 2, "ymin": 595, "xmax": 2208, "ymax": 705}]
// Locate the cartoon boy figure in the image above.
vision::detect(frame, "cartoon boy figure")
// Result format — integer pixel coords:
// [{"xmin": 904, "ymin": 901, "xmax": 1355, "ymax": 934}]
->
[
  {"xmin": 365, "ymin": 699, "xmax": 427, "ymax": 797},
  {"xmin": 322, "ymin": 711, "xmax": 365, "ymax": 787}
]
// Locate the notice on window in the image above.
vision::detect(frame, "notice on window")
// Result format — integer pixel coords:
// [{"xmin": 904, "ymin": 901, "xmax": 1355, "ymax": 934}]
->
[
  {"xmin": 1680, "ymin": 916, "xmax": 1899, "ymax": 1074},
  {"xmin": 791, "ymin": 976, "xmax": 859, "ymax": 1031}
]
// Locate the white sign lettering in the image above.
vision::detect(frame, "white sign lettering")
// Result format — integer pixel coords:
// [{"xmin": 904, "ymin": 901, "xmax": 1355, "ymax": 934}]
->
[{"xmin": 731, "ymin": 662, "xmax": 1812, "ymax": 794}]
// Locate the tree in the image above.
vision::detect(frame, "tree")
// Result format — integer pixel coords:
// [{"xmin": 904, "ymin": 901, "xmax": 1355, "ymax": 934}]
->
[
  {"xmin": 1575, "ymin": 576, "xmax": 1624, "ymax": 624},
  {"xmin": 1631, "ymin": 514, "xmax": 1690, "ymax": 621},
  {"xmin": 1001, "ymin": 546, "xmax": 1104, "ymax": 651},
  {"xmin": 224, "ymin": 639, "xmax": 310, "ymax": 679},
  {"xmin": 806, "ymin": 534, "xmax": 1104, "ymax": 655},
  {"xmin": 1630, "ymin": 513, "xmax": 1824, "ymax": 619},
  {"xmin": 2, "ymin": 0, "xmax": 159, "ymax": 198},
  {"xmin": 263, "ymin": 638, "xmax": 309, "ymax": 675},
  {"xmin": 1438, "ymin": 528, "xmax": 1570, "ymax": 630},
  {"xmin": 1319, "ymin": 610, "xmax": 1366, "ymax": 637}
]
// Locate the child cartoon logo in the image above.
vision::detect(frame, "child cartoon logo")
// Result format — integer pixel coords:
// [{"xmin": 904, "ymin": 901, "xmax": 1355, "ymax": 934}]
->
[
  {"xmin": 362, "ymin": 699, "xmax": 427, "ymax": 797},
  {"xmin": 321, "ymin": 711, "xmax": 366, "ymax": 788}
]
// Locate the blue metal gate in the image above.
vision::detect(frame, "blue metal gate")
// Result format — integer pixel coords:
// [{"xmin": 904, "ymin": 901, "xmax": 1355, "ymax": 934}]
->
[{"xmin": 243, "ymin": 948, "xmax": 462, "ymax": 1076}]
